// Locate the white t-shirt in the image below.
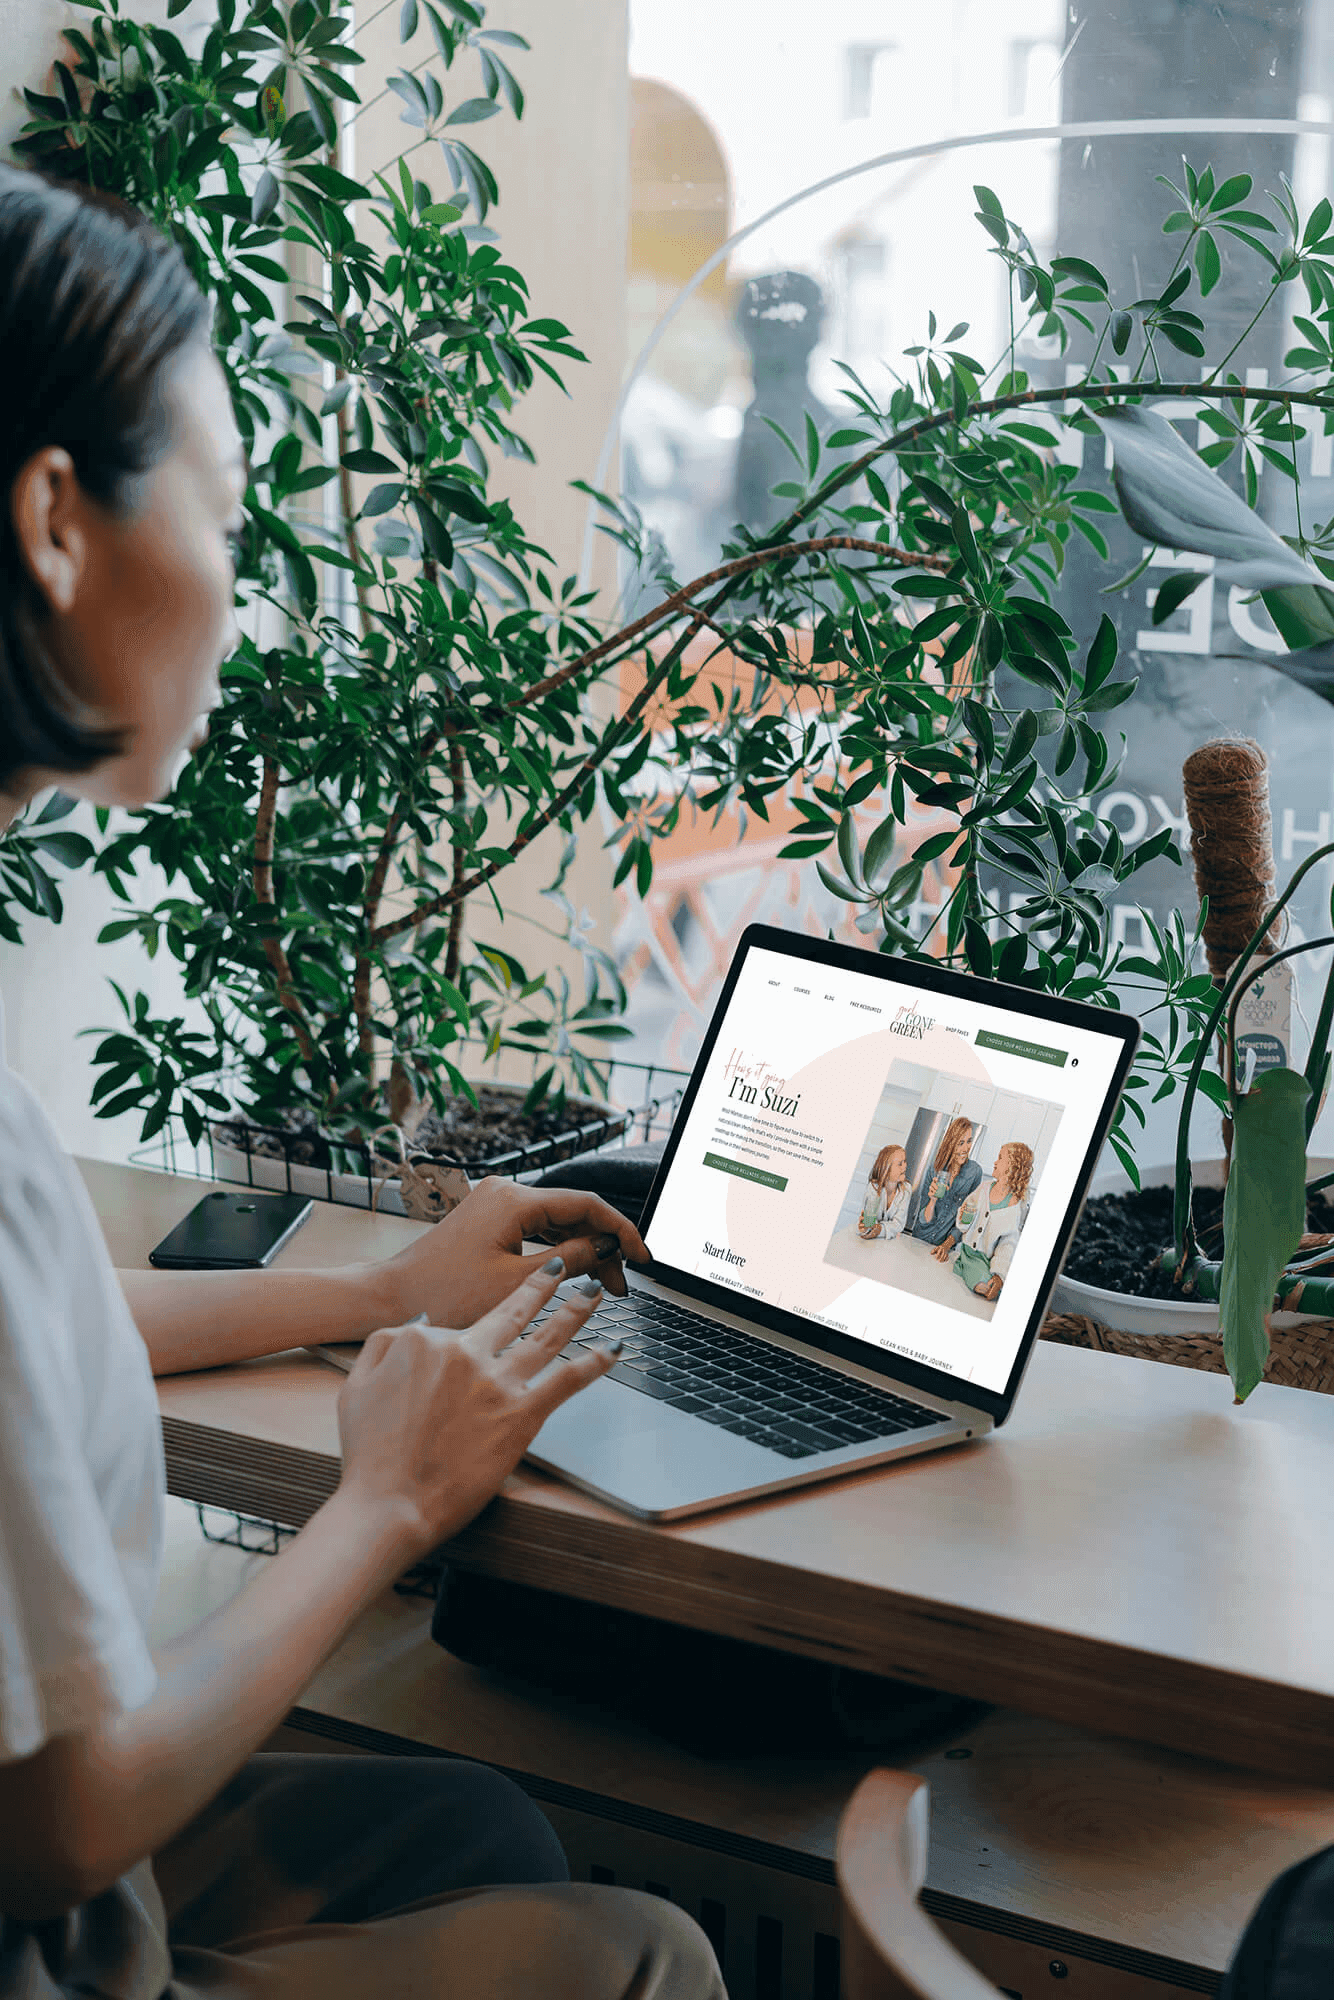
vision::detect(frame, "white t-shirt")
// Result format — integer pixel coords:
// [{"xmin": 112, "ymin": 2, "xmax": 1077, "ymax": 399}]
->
[{"xmin": 0, "ymin": 1008, "xmax": 162, "ymax": 1764}]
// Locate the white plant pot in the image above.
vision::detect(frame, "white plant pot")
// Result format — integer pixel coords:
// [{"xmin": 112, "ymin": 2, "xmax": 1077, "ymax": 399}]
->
[
  {"xmin": 209, "ymin": 1137, "xmax": 414, "ymax": 1214},
  {"xmin": 1049, "ymin": 1156, "xmax": 1334, "ymax": 1337},
  {"xmin": 209, "ymin": 1086, "xmax": 629, "ymax": 1216}
]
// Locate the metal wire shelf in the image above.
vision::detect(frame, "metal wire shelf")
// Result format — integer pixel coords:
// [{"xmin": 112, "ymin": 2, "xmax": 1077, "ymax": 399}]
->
[
  {"xmin": 193, "ymin": 1504, "xmax": 445, "ymax": 1598},
  {"xmin": 139, "ymin": 1056, "xmax": 690, "ymax": 1202}
]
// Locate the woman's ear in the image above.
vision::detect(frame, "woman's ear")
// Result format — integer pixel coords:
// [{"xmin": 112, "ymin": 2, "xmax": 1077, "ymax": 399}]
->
[{"xmin": 10, "ymin": 447, "xmax": 89, "ymax": 615}]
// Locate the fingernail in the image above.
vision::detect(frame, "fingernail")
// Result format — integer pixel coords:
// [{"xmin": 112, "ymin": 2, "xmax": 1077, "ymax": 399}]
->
[
  {"xmin": 593, "ymin": 1233, "xmax": 619, "ymax": 1259},
  {"xmin": 576, "ymin": 1276, "xmax": 603, "ymax": 1299},
  {"xmin": 541, "ymin": 1256, "xmax": 565, "ymax": 1277}
]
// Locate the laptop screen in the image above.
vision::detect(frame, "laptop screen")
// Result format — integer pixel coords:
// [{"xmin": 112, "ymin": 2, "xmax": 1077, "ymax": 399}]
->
[{"xmin": 643, "ymin": 934, "xmax": 1134, "ymax": 1409}]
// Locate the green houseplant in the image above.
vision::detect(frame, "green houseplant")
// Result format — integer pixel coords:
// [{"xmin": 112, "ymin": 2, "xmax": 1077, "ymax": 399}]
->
[{"xmin": 11, "ymin": 10, "xmax": 1334, "ymax": 1191}]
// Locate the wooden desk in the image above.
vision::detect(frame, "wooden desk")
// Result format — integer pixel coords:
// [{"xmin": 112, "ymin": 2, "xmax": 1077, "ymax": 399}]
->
[
  {"xmin": 152, "ymin": 1498, "xmax": 1334, "ymax": 2000},
  {"xmin": 91, "ymin": 1157, "xmax": 1334, "ymax": 1785}
]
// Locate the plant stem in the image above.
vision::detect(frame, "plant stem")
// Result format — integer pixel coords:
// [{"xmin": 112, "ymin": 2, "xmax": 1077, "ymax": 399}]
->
[
  {"xmin": 1205, "ymin": 287, "xmax": 1281, "ymax": 385},
  {"xmin": 253, "ymin": 756, "xmax": 319, "ymax": 1067},
  {"xmin": 372, "ymin": 604, "xmax": 717, "ymax": 948},
  {"xmin": 335, "ymin": 388, "xmax": 374, "ymax": 640},
  {"xmin": 502, "ymin": 536, "xmax": 947, "ymax": 713},
  {"xmin": 443, "ymin": 737, "xmax": 466, "ymax": 983}
]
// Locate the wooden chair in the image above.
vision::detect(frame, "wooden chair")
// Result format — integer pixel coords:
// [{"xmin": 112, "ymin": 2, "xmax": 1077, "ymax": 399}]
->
[{"xmin": 837, "ymin": 1769, "xmax": 1002, "ymax": 2000}]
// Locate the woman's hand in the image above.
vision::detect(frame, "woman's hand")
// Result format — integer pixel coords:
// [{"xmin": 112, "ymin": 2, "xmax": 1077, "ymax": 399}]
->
[
  {"xmin": 931, "ymin": 1239, "xmax": 953, "ymax": 1264},
  {"xmin": 371, "ymin": 1175, "xmax": 647, "ymax": 1330},
  {"xmin": 974, "ymin": 1275, "xmax": 1003, "ymax": 1301},
  {"xmin": 337, "ymin": 1257, "xmax": 615, "ymax": 1558},
  {"xmin": 858, "ymin": 1222, "xmax": 882, "ymax": 1240}
]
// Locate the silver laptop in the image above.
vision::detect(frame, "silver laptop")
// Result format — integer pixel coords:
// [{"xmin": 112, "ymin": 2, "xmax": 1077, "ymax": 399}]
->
[{"xmin": 528, "ymin": 924, "xmax": 1138, "ymax": 1520}]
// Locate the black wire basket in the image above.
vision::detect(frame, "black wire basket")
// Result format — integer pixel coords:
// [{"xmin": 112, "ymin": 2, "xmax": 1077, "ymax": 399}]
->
[{"xmin": 141, "ymin": 1058, "xmax": 691, "ymax": 1211}]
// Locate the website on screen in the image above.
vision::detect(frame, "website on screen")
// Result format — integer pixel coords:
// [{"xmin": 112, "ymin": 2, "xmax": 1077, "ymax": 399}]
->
[{"xmin": 645, "ymin": 946, "xmax": 1125, "ymax": 1395}]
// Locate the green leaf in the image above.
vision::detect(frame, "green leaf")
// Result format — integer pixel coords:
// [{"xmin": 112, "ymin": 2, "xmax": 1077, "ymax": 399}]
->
[
  {"xmin": 446, "ymin": 96, "xmax": 502, "ymax": 124},
  {"xmin": 31, "ymin": 830, "xmax": 94, "ymax": 868},
  {"xmin": 251, "ymin": 170, "xmax": 280, "ymax": 224},
  {"xmin": 837, "ymin": 811, "xmax": 863, "ymax": 889},
  {"xmin": 1210, "ymin": 172, "xmax": 1252, "ymax": 211},
  {"xmin": 1110, "ymin": 311, "xmax": 1134, "ymax": 354},
  {"xmin": 1304, "ymin": 196, "xmax": 1333, "ymax": 249},
  {"xmin": 862, "ymin": 815, "xmax": 898, "ymax": 886},
  {"xmin": 1092, "ymin": 403, "xmax": 1334, "ymax": 675},
  {"xmin": 341, "ymin": 448, "xmax": 399, "ymax": 474},
  {"xmin": 400, "ymin": 0, "xmax": 418, "ymax": 35},
  {"xmin": 1157, "ymin": 322, "xmax": 1206, "ymax": 358},
  {"xmin": 1195, "ymin": 228, "xmax": 1221, "ymax": 295},
  {"xmin": 360, "ymin": 482, "xmax": 404, "ymax": 517},
  {"xmin": 1221, "ymin": 1067, "xmax": 1310, "ymax": 1402},
  {"xmin": 1084, "ymin": 613, "xmax": 1118, "ymax": 692},
  {"xmin": 1050, "ymin": 255, "xmax": 1108, "ymax": 293},
  {"xmin": 1151, "ymin": 569, "xmax": 1210, "ymax": 625}
]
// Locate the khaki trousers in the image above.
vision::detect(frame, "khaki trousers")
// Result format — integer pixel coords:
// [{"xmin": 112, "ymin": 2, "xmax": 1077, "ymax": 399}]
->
[{"xmin": 1, "ymin": 1754, "xmax": 726, "ymax": 2000}]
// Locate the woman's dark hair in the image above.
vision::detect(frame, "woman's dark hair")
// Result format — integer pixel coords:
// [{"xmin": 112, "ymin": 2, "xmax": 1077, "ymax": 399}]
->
[{"xmin": 0, "ymin": 164, "xmax": 212, "ymax": 793}]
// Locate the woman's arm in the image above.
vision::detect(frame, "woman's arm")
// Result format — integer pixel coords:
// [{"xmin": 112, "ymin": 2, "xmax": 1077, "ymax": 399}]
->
[
  {"xmin": 0, "ymin": 1479, "xmax": 409, "ymax": 1917},
  {"xmin": 0, "ymin": 1264, "xmax": 609, "ymax": 1918},
  {"xmin": 118, "ymin": 1261, "xmax": 398, "ymax": 1376},
  {"xmin": 121, "ymin": 1178, "xmax": 648, "ymax": 1377}
]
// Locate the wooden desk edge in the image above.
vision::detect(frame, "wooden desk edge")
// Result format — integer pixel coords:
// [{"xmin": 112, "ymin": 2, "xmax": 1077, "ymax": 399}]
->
[{"xmin": 161, "ymin": 1414, "xmax": 1334, "ymax": 1786}]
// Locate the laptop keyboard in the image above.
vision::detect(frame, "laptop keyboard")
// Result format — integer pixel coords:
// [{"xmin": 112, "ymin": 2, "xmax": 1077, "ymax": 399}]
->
[{"xmin": 552, "ymin": 1290, "xmax": 944, "ymax": 1460}]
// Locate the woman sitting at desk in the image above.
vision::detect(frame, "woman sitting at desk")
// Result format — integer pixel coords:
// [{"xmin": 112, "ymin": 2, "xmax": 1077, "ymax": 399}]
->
[
  {"xmin": 0, "ymin": 169, "xmax": 720, "ymax": 2000},
  {"xmin": 932, "ymin": 1140, "xmax": 1034, "ymax": 1302},
  {"xmin": 910, "ymin": 1116, "xmax": 982, "ymax": 1247},
  {"xmin": 856, "ymin": 1144, "xmax": 913, "ymax": 1242}
]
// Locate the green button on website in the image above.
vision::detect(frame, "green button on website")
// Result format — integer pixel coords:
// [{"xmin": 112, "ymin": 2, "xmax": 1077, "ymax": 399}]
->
[
  {"xmin": 703, "ymin": 1152, "xmax": 788, "ymax": 1192},
  {"xmin": 975, "ymin": 1029, "xmax": 1068, "ymax": 1067}
]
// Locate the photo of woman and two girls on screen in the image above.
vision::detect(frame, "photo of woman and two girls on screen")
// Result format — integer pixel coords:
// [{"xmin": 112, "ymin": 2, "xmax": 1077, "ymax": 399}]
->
[{"xmin": 823, "ymin": 1062, "xmax": 1063, "ymax": 1322}]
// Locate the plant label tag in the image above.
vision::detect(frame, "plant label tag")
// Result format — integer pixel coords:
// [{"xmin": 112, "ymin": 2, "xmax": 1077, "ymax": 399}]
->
[{"xmin": 1230, "ymin": 955, "xmax": 1294, "ymax": 1090}]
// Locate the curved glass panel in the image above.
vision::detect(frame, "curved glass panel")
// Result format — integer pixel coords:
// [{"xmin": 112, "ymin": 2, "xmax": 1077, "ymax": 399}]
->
[{"xmin": 613, "ymin": 2, "xmax": 1334, "ymax": 1164}]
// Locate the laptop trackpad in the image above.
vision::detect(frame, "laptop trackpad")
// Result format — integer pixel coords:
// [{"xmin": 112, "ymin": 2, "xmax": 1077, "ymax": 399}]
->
[{"xmin": 527, "ymin": 1375, "xmax": 670, "ymax": 1495}]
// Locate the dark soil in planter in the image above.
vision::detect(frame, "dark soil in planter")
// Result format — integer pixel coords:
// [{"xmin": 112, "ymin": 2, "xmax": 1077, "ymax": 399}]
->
[
  {"xmin": 1064, "ymin": 1182, "xmax": 1334, "ymax": 1300},
  {"xmin": 216, "ymin": 1085, "xmax": 626, "ymax": 1178}
]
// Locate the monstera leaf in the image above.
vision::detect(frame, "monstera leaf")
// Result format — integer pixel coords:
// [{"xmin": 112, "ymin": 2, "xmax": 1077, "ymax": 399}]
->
[
  {"xmin": 1221, "ymin": 1066, "xmax": 1311, "ymax": 1403},
  {"xmin": 1093, "ymin": 403, "xmax": 1334, "ymax": 682}
]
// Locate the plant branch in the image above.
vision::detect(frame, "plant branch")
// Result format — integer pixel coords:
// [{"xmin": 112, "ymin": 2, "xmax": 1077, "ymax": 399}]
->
[
  {"xmin": 353, "ymin": 804, "xmax": 403, "ymax": 1058},
  {"xmin": 788, "ymin": 379, "xmax": 1334, "ymax": 545},
  {"xmin": 372, "ymin": 604, "xmax": 717, "ymax": 947},
  {"xmin": 335, "ymin": 387, "xmax": 374, "ymax": 641},
  {"xmin": 444, "ymin": 736, "xmax": 466, "ymax": 983},
  {"xmin": 502, "ymin": 536, "xmax": 948, "ymax": 713},
  {"xmin": 253, "ymin": 756, "xmax": 318, "ymax": 1067}
]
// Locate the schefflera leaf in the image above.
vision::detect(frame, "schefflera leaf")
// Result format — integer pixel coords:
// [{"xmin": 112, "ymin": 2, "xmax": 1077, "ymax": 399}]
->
[
  {"xmin": 1221, "ymin": 1066, "xmax": 1311, "ymax": 1402},
  {"xmin": 1092, "ymin": 403, "xmax": 1334, "ymax": 682}
]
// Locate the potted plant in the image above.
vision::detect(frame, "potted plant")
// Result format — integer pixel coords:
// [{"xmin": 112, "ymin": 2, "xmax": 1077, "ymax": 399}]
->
[
  {"xmin": 1053, "ymin": 824, "xmax": 1334, "ymax": 1398},
  {"xmin": 10, "ymin": 26, "xmax": 1334, "ymax": 1214},
  {"xmin": 1052, "ymin": 737, "xmax": 1334, "ymax": 1351}
]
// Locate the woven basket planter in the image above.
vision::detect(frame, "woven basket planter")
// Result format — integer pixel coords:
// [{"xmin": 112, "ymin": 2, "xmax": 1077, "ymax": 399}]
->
[
  {"xmin": 1040, "ymin": 1310, "xmax": 1334, "ymax": 1395},
  {"xmin": 1042, "ymin": 1155, "xmax": 1334, "ymax": 1395}
]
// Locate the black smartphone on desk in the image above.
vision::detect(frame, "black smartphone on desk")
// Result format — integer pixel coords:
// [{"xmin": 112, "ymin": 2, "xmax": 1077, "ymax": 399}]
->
[{"xmin": 148, "ymin": 1189, "xmax": 314, "ymax": 1269}]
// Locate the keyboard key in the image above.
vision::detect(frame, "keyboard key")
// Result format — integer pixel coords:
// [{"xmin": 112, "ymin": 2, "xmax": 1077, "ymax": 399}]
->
[
  {"xmin": 608, "ymin": 1366, "xmax": 678, "ymax": 1402},
  {"xmin": 668, "ymin": 1396, "xmax": 710, "ymax": 1413},
  {"xmin": 817, "ymin": 1416, "xmax": 883, "ymax": 1443},
  {"xmin": 769, "ymin": 1421, "xmax": 845, "ymax": 1453},
  {"xmin": 733, "ymin": 1423, "xmax": 784, "ymax": 1448}
]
